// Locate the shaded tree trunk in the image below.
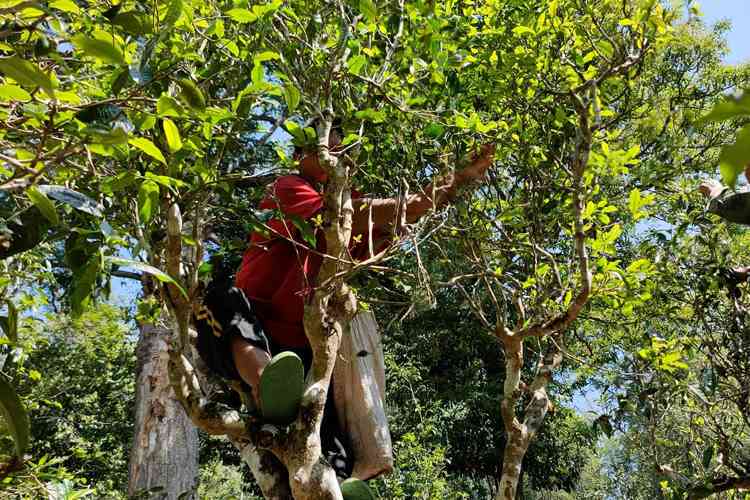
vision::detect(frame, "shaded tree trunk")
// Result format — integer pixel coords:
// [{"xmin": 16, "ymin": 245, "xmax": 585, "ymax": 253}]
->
[{"xmin": 128, "ymin": 323, "xmax": 199, "ymax": 499}]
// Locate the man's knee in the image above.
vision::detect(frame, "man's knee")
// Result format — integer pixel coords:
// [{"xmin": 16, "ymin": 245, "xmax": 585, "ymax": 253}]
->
[{"xmin": 230, "ymin": 337, "xmax": 270, "ymax": 388}]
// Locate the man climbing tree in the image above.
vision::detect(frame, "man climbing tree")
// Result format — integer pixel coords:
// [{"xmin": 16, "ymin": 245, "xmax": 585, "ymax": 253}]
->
[{"xmin": 192, "ymin": 121, "xmax": 496, "ymax": 496}]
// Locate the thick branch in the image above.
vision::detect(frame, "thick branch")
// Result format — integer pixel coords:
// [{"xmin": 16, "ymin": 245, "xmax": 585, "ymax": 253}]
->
[
  {"xmin": 519, "ymin": 91, "xmax": 593, "ymax": 339},
  {"xmin": 523, "ymin": 338, "xmax": 563, "ymax": 439},
  {"xmin": 165, "ymin": 201, "xmax": 191, "ymax": 350},
  {"xmin": 499, "ymin": 329, "xmax": 523, "ymax": 435},
  {"xmin": 167, "ymin": 349, "xmax": 248, "ymax": 438}
]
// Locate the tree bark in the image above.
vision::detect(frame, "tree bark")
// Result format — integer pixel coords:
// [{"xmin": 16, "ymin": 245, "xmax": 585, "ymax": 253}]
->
[
  {"xmin": 496, "ymin": 335, "xmax": 562, "ymax": 500},
  {"xmin": 231, "ymin": 437, "xmax": 293, "ymax": 500},
  {"xmin": 498, "ymin": 428, "xmax": 527, "ymax": 500},
  {"xmin": 128, "ymin": 323, "xmax": 199, "ymax": 499}
]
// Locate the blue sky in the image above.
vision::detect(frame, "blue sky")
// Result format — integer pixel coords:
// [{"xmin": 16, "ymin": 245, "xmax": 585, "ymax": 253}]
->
[{"xmin": 701, "ymin": 0, "xmax": 750, "ymax": 64}]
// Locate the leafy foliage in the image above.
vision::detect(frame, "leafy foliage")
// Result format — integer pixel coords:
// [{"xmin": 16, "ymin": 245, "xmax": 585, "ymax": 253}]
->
[
  {"xmin": 5, "ymin": 304, "xmax": 136, "ymax": 497},
  {"xmin": 0, "ymin": 0, "xmax": 749, "ymax": 497}
]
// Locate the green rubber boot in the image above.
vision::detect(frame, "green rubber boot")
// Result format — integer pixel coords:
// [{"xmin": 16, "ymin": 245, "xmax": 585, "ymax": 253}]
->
[
  {"xmin": 341, "ymin": 478, "xmax": 376, "ymax": 500},
  {"xmin": 259, "ymin": 351, "xmax": 304, "ymax": 425}
]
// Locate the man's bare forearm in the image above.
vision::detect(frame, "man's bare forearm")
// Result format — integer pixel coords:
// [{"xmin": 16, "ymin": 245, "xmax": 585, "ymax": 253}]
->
[
  {"xmin": 350, "ymin": 144, "xmax": 494, "ymax": 235},
  {"xmin": 350, "ymin": 170, "xmax": 469, "ymax": 235}
]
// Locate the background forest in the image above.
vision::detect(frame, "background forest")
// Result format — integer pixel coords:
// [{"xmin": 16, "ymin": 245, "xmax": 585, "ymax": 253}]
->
[{"xmin": 0, "ymin": 0, "xmax": 749, "ymax": 498}]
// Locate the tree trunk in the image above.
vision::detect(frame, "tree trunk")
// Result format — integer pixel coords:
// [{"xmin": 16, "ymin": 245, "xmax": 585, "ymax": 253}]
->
[
  {"xmin": 497, "ymin": 426, "xmax": 528, "ymax": 500},
  {"xmin": 129, "ymin": 323, "xmax": 199, "ymax": 499},
  {"xmin": 496, "ymin": 335, "xmax": 561, "ymax": 500}
]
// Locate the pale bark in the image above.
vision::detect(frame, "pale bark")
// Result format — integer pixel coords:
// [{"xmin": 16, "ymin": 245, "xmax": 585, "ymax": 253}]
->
[
  {"xmin": 232, "ymin": 437, "xmax": 293, "ymax": 500},
  {"xmin": 128, "ymin": 323, "xmax": 199, "ymax": 500},
  {"xmin": 499, "ymin": 429, "xmax": 526, "ymax": 500},
  {"xmin": 496, "ymin": 341, "xmax": 562, "ymax": 500}
]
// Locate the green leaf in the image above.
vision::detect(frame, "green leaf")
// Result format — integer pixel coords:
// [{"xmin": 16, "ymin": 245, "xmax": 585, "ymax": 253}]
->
[
  {"xmin": 355, "ymin": 108, "xmax": 385, "ymax": 123},
  {"xmin": 205, "ymin": 106, "xmax": 234, "ymax": 124},
  {"xmin": 702, "ymin": 446, "xmax": 714, "ymax": 469},
  {"xmin": 303, "ymin": 127, "xmax": 316, "ymax": 143},
  {"xmin": 251, "ymin": 63, "xmax": 264, "ymax": 85},
  {"xmin": 104, "ymin": 171, "xmax": 137, "ymax": 192},
  {"xmin": 424, "ymin": 122, "xmax": 444, "ymax": 138},
  {"xmin": 512, "ymin": 25, "xmax": 535, "ymax": 36},
  {"xmin": 251, "ymin": 0, "xmax": 282, "ymax": 17},
  {"xmin": 197, "ymin": 261, "xmax": 213, "ymax": 277},
  {"xmin": 85, "ymin": 126, "xmax": 129, "ymax": 145},
  {"xmin": 0, "ymin": 301, "xmax": 17, "ymax": 343},
  {"xmin": 699, "ymin": 91, "xmax": 750, "ymax": 124},
  {"xmin": 108, "ymin": 257, "xmax": 188, "ymax": 298},
  {"xmin": 254, "ymin": 51, "xmax": 280, "ymax": 62},
  {"xmin": 144, "ymin": 171, "xmax": 186, "ymax": 189},
  {"xmin": 129, "ymin": 137, "xmax": 167, "ymax": 165},
  {"xmin": 37, "ymin": 185, "xmax": 103, "ymax": 217},
  {"xmin": 341, "ymin": 133, "xmax": 360, "ymax": 146},
  {"xmin": 348, "ymin": 55, "xmax": 367, "ymax": 76},
  {"xmin": 285, "ymin": 120, "xmax": 307, "ymax": 146},
  {"xmin": 207, "ymin": 19, "xmax": 224, "ymax": 37},
  {"xmin": 226, "ymin": 8, "xmax": 258, "ymax": 23},
  {"xmin": 70, "ymin": 251, "xmax": 102, "ymax": 317},
  {"xmin": 548, "ymin": 0, "xmax": 558, "ymax": 16},
  {"xmin": 178, "ymin": 78, "xmax": 206, "ymax": 111},
  {"xmin": 137, "ymin": 179, "xmax": 160, "ymax": 223},
  {"xmin": 288, "ymin": 215, "xmax": 317, "ymax": 248},
  {"xmin": 137, "ymin": 114, "xmax": 157, "ymax": 130},
  {"xmin": 0, "ymin": 83, "xmax": 31, "ymax": 102},
  {"xmin": 659, "ymin": 351, "xmax": 688, "ymax": 372},
  {"xmin": 112, "ymin": 12, "xmax": 154, "ymax": 35},
  {"xmin": 0, "ymin": 56, "xmax": 55, "ymax": 96},
  {"xmin": 283, "ymin": 84, "xmax": 301, "ymax": 112},
  {"xmin": 162, "ymin": 118, "xmax": 182, "ymax": 153},
  {"xmin": 225, "ymin": 40, "xmax": 239, "ymax": 57},
  {"xmin": 719, "ymin": 125, "xmax": 750, "ymax": 188},
  {"xmin": 49, "ymin": 0, "xmax": 80, "ymax": 14},
  {"xmin": 26, "ymin": 187, "xmax": 59, "ymax": 225},
  {"xmin": 628, "ymin": 188, "xmax": 654, "ymax": 221},
  {"xmin": 0, "ymin": 375, "xmax": 30, "ymax": 458},
  {"xmin": 157, "ymin": 94, "xmax": 184, "ymax": 117},
  {"xmin": 71, "ymin": 34, "xmax": 125, "ymax": 65},
  {"xmin": 359, "ymin": 0, "xmax": 377, "ymax": 22},
  {"xmin": 163, "ymin": 0, "xmax": 184, "ymax": 27}
]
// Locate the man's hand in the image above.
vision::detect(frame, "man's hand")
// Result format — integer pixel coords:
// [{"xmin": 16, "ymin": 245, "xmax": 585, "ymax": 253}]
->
[
  {"xmin": 698, "ymin": 179, "xmax": 724, "ymax": 199},
  {"xmin": 459, "ymin": 143, "xmax": 496, "ymax": 181}
]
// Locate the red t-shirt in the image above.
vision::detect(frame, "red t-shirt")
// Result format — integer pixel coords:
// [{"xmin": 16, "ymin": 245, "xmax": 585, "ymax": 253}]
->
[{"xmin": 235, "ymin": 175, "xmax": 379, "ymax": 348}]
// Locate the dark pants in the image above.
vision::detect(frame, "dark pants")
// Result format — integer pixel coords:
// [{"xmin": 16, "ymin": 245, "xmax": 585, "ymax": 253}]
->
[{"xmin": 193, "ymin": 285, "xmax": 353, "ymax": 479}]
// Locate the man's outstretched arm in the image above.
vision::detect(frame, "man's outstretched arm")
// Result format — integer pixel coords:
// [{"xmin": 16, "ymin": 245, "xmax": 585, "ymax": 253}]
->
[{"xmin": 350, "ymin": 144, "xmax": 495, "ymax": 235}]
